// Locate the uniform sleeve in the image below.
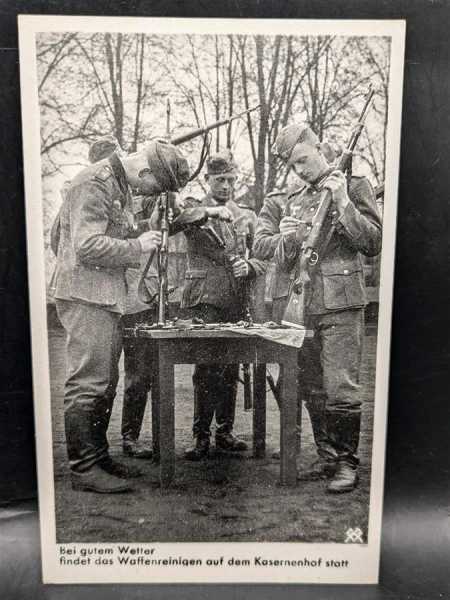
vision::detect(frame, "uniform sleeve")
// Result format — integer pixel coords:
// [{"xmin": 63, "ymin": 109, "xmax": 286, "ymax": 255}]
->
[
  {"xmin": 247, "ymin": 257, "xmax": 267, "ymax": 278},
  {"xmin": 253, "ymin": 196, "xmax": 283, "ymax": 260},
  {"xmin": 50, "ymin": 207, "xmax": 62, "ymax": 256},
  {"xmin": 273, "ymin": 232, "xmax": 299, "ymax": 273},
  {"xmin": 71, "ymin": 180, "xmax": 142, "ymax": 268},
  {"xmin": 132, "ymin": 218, "xmax": 151, "ymax": 236},
  {"xmin": 245, "ymin": 210, "xmax": 266, "ymax": 277},
  {"xmin": 170, "ymin": 207, "xmax": 209, "ymax": 235},
  {"xmin": 146, "ymin": 195, "xmax": 209, "ymax": 236},
  {"xmin": 334, "ymin": 177, "xmax": 382, "ymax": 257}
]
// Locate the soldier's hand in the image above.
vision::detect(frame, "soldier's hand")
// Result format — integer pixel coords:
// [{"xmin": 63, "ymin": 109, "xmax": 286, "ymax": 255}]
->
[
  {"xmin": 323, "ymin": 170, "xmax": 350, "ymax": 213},
  {"xmin": 231, "ymin": 257, "xmax": 250, "ymax": 279},
  {"xmin": 206, "ymin": 206, "xmax": 233, "ymax": 222},
  {"xmin": 280, "ymin": 216, "xmax": 301, "ymax": 236},
  {"xmin": 138, "ymin": 230, "xmax": 162, "ymax": 253}
]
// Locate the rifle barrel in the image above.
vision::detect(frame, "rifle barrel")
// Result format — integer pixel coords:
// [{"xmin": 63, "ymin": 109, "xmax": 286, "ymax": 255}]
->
[
  {"xmin": 170, "ymin": 104, "xmax": 261, "ymax": 146},
  {"xmin": 338, "ymin": 87, "xmax": 375, "ymax": 173}
]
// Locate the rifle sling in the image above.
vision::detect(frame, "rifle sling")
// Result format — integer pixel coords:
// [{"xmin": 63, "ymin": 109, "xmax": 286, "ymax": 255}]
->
[{"xmin": 137, "ymin": 246, "xmax": 158, "ymax": 305}]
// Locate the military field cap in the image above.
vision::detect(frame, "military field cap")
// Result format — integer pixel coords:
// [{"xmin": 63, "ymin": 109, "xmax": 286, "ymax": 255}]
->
[
  {"xmin": 320, "ymin": 141, "xmax": 337, "ymax": 164},
  {"xmin": 273, "ymin": 123, "xmax": 319, "ymax": 165},
  {"xmin": 88, "ymin": 135, "xmax": 121, "ymax": 164},
  {"xmin": 206, "ymin": 150, "xmax": 237, "ymax": 176},
  {"xmin": 144, "ymin": 140, "xmax": 190, "ymax": 192}
]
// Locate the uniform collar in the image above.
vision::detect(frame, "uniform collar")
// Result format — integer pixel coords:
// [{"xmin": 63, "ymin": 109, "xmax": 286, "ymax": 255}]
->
[
  {"xmin": 108, "ymin": 152, "xmax": 129, "ymax": 203},
  {"xmin": 108, "ymin": 152, "xmax": 135, "ymax": 230}
]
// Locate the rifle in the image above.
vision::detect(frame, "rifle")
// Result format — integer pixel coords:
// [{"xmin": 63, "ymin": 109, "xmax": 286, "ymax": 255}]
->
[
  {"xmin": 155, "ymin": 99, "xmax": 173, "ymax": 325},
  {"xmin": 282, "ymin": 87, "xmax": 375, "ymax": 329},
  {"xmin": 225, "ymin": 214, "xmax": 257, "ymax": 409},
  {"xmin": 169, "ymin": 104, "xmax": 260, "ymax": 147},
  {"xmin": 156, "ymin": 192, "xmax": 172, "ymax": 325}
]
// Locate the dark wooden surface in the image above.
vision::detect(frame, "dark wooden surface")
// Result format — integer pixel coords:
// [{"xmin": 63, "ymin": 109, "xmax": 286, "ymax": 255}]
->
[{"xmin": 124, "ymin": 325, "xmax": 313, "ymax": 341}]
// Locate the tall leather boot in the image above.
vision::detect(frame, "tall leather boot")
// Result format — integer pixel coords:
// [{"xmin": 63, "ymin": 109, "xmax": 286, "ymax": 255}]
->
[
  {"xmin": 216, "ymin": 367, "xmax": 247, "ymax": 451},
  {"xmin": 121, "ymin": 390, "xmax": 152, "ymax": 459},
  {"xmin": 296, "ymin": 393, "xmax": 338, "ymax": 480},
  {"xmin": 97, "ymin": 388, "xmax": 115, "ymax": 453},
  {"xmin": 304, "ymin": 392, "xmax": 338, "ymax": 463},
  {"xmin": 95, "ymin": 389, "xmax": 142, "ymax": 477},
  {"xmin": 326, "ymin": 411, "xmax": 361, "ymax": 493},
  {"xmin": 65, "ymin": 397, "xmax": 109, "ymax": 473},
  {"xmin": 185, "ymin": 366, "xmax": 215, "ymax": 460}
]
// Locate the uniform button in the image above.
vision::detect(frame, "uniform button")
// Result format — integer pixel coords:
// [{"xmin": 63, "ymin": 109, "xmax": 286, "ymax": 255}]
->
[
  {"xmin": 310, "ymin": 207, "xmax": 315, "ymax": 212},
  {"xmin": 204, "ymin": 294, "xmax": 209, "ymax": 299},
  {"xmin": 332, "ymin": 210, "xmax": 337, "ymax": 216},
  {"xmin": 343, "ymin": 269, "xmax": 349, "ymax": 274}
]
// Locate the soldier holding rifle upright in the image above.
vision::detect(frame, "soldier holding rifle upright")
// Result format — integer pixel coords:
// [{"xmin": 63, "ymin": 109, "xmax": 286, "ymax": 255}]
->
[
  {"xmin": 181, "ymin": 151, "xmax": 266, "ymax": 461},
  {"xmin": 255, "ymin": 123, "xmax": 382, "ymax": 493}
]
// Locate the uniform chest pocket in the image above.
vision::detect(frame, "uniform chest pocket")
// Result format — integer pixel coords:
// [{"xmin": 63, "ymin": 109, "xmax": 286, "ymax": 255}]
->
[
  {"xmin": 181, "ymin": 269, "xmax": 207, "ymax": 308},
  {"xmin": 321, "ymin": 263, "xmax": 366, "ymax": 310},
  {"xmin": 70, "ymin": 264, "xmax": 118, "ymax": 306}
]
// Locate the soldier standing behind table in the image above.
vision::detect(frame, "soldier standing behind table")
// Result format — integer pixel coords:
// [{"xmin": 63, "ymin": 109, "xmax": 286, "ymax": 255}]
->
[
  {"xmin": 53, "ymin": 139, "xmax": 190, "ymax": 494},
  {"xmin": 121, "ymin": 190, "xmax": 236, "ymax": 460},
  {"xmin": 180, "ymin": 151, "xmax": 266, "ymax": 461},
  {"xmin": 255, "ymin": 124, "xmax": 382, "ymax": 493},
  {"xmin": 120, "ymin": 193, "xmax": 159, "ymax": 460}
]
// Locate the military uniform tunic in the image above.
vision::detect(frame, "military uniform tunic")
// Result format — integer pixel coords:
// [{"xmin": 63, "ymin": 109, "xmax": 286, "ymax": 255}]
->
[{"xmin": 253, "ymin": 188, "xmax": 293, "ymax": 323}]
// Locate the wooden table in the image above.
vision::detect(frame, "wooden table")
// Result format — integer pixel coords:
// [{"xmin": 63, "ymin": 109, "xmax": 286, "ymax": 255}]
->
[{"xmin": 123, "ymin": 327, "xmax": 301, "ymax": 488}]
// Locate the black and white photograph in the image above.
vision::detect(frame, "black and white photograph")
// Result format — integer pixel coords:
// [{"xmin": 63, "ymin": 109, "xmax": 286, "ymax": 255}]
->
[{"xmin": 18, "ymin": 16, "xmax": 404, "ymax": 584}]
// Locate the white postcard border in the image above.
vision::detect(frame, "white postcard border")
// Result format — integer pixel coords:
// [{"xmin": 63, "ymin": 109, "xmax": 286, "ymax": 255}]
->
[{"xmin": 18, "ymin": 14, "xmax": 405, "ymax": 584}]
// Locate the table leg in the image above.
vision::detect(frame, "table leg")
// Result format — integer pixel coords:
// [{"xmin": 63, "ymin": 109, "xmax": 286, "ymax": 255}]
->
[
  {"xmin": 158, "ymin": 344, "xmax": 175, "ymax": 488},
  {"xmin": 279, "ymin": 354, "xmax": 298, "ymax": 486},
  {"xmin": 151, "ymin": 344, "xmax": 160, "ymax": 462},
  {"xmin": 253, "ymin": 363, "xmax": 266, "ymax": 458}
]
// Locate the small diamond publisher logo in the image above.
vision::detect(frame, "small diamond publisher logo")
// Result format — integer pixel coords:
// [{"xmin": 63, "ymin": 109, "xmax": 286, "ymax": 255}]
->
[{"xmin": 345, "ymin": 527, "xmax": 363, "ymax": 543}]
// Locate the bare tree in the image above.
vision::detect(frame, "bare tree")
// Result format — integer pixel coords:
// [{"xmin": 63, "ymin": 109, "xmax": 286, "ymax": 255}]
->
[
  {"xmin": 37, "ymin": 32, "xmax": 390, "ymax": 199},
  {"xmin": 37, "ymin": 32, "xmax": 163, "ymax": 177}
]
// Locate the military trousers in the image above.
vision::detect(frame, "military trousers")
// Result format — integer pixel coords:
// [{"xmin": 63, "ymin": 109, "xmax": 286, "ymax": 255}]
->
[
  {"xmin": 120, "ymin": 310, "xmax": 155, "ymax": 442},
  {"xmin": 56, "ymin": 299, "xmax": 122, "ymax": 473},
  {"xmin": 300, "ymin": 308, "xmax": 364, "ymax": 466},
  {"xmin": 191, "ymin": 303, "xmax": 242, "ymax": 440},
  {"xmin": 273, "ymin": 300, "xmax": 364, "ymax": 466}
]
